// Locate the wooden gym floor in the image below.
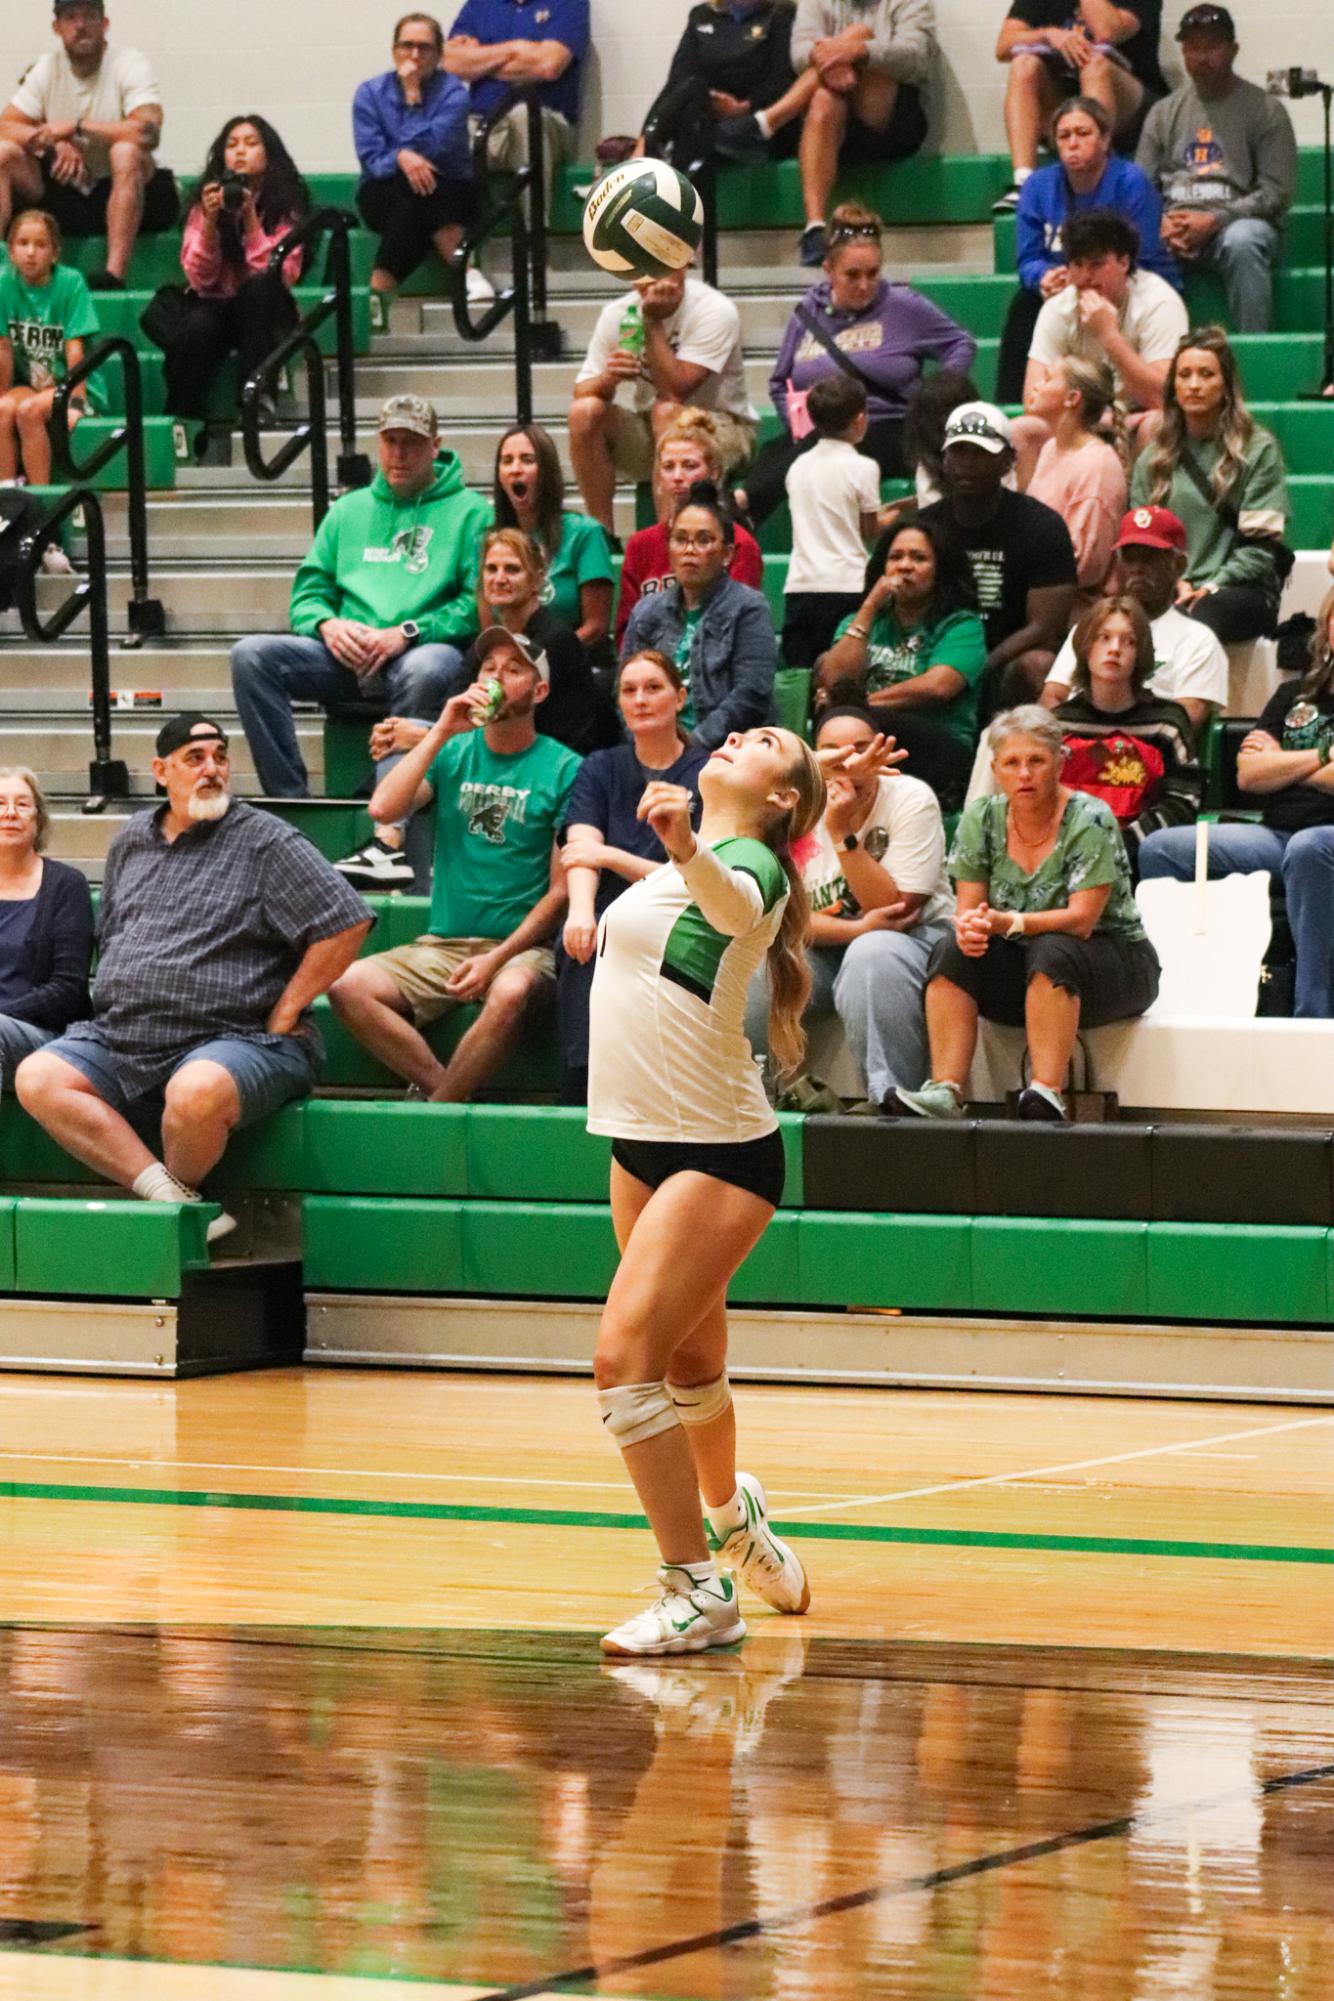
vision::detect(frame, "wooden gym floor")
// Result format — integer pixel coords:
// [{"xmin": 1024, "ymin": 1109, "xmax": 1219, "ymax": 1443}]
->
[{"xmin": 0, "ymin": 1366, "xmax": 1329, "ymax": 1998}]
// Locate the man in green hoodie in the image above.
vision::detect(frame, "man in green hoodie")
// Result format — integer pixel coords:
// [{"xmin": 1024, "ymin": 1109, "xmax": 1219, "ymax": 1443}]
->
[{"xmin": 230, "ymin": 393, "xmax": 489, "ymax": 888}]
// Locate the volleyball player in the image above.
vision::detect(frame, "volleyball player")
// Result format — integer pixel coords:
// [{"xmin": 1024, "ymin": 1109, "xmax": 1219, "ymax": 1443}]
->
[{"xmin": 587, "ymin": 723, "xmax": 826, "ymax": 1656}]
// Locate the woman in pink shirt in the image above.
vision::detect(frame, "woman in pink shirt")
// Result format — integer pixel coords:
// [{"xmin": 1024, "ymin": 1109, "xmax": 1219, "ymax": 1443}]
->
[
  {"xmin": 615, "ymin": 410, "xmax": 764, "ymax": 647},
  {"xmin": 1023, "ymin": 355, "xmax": 1128, "ymax": 603},
  {"xmin": 163, "ymin": 115, "xmax": 308, "ymax": 425}
]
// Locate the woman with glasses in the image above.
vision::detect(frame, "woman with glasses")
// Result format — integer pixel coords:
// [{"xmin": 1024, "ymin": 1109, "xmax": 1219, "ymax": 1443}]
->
[
  {"xmin": 0, "ymin": 767, "xmax": 93, "ymax": 1091},
  {"xmin": 620, "ymin": 484, "xmax": 778, "ymax": 751},
  {"xmin": 735, "ymin": 202, "xmax": 977, "ymax": 529},
  {"xmin": 352, "ymin": 12, "xmax": 482, "ymax": 311}
]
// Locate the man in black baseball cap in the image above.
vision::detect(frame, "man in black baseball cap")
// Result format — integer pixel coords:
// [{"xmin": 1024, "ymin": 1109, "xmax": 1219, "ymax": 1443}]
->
[{"xmin": 1134, "ymin": 4, "xmax": 1296, "ymax": 329}]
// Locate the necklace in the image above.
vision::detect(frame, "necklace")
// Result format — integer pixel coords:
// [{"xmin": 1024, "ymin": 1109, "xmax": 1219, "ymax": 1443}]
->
[{"xmin": 1008, "ymin": 793, "xmax": 1065, "ymax": 858}]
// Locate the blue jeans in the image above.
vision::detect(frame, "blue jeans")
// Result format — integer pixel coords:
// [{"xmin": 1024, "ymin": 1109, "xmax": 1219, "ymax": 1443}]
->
[
  {"xmin": 746, "ymin": 923, "xmax": 946, "ymax": 1100},
  {"xmin": 1138, "ymin": 821, "xmax": 1334, "ymax": 1017},
  {"xmin": 229, "ymin": 633, "xmax": 466, "ymax": 800},
  {"xmin": 1194, "ymin": 217, "xmax": 1280, "ymax": 334},
  {"xmin": 0, "ymin": 1013, "xmax": 54, "ymax": 1091}
]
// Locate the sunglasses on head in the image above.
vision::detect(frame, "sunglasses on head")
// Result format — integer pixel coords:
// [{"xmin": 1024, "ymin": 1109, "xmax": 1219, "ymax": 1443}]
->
[{"xmin": 828, "ymin": 223, "xmax": 880, "ymax": 245}]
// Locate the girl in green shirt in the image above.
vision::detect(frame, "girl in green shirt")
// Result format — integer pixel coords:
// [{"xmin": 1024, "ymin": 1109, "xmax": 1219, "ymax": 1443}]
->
[
  {"xmin": 0, "ymin": 208, "xmax": 100, "ymax": 492},
  {"xmin": 817, "ymin": 516, "xmax": 989, "ymax": 811},
  {"xmin": 493, "ymin": 423, "xmax": 614, "ymax": 658},
  {"xmin": 895, "ymin": 704, "xmax": 1159, "ymax": 1124}
]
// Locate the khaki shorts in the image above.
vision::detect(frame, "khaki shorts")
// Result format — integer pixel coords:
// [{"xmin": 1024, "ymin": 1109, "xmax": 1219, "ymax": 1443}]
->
[
  {"xmin": 371, "ymin": 936, "xmax": 556, "ymax": 1027},
  {"xmin": 610, "ymin": 407, "xmax": 757, "ymax": 482}
]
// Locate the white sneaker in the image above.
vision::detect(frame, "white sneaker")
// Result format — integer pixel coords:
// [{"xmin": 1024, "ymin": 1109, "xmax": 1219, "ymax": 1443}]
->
[
  {"xmin": 333, "ymin": 835, "xmax": 415, "ymax": 889},
  {"xmin": 600, "ymin": 1564, "xmax": 745, "ymax": 1657},
  {"xmin": 206, "ymin": 1209, "xmax": 238, "ymax": 1246},
  {"xmin": 465, "ymin": 265, "xmax": 496, "ymax": 306},
  {"xmin": 709, "ymin": 1473, "xmax": 810, "ymax": 1614},
  {"xmin": 41, "ymin": 545, "xmax": 75, "ymax": 575}
]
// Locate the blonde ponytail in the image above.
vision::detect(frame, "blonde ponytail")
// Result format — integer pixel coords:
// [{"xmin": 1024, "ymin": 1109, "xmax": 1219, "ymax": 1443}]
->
[{"xmin": 763, "ymin": 735, "xmax": 826, "ymax": 1081}]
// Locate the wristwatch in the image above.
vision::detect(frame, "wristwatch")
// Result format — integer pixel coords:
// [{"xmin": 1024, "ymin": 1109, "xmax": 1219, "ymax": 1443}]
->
[
  {"xmin": 838, "ymin": 834, "xmax": 860, "ymax": 854},
  {"xmin": 400, "ymin": 620, "xmax": 421, "ymax": 643}
]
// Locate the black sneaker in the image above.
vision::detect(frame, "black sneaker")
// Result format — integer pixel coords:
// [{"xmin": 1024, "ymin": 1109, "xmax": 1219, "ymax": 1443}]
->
[
  {"xmin": 333, "ymin": 835, "xmax": 415, "ymax": 890},
  {"xmin": 798, "ymin": 223, "xmax": 827, "ymax": 267},
  {"xmin": 714, "ymin": 113, "xmax": 770, "ymax": 165},
  {"xmin": 85, "ymin": 268, "xmax": 126, "ymax": 290},
  {"xmin": 991, "ymin": 186, "xmax": 1022, "ymax": 214},
  {"xmin": 1016, "ymin": 1085, "xmax": 1067, "ymax": 1122}
]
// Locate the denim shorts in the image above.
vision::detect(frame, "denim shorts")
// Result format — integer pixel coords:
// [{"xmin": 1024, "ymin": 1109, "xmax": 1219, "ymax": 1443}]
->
[
  {"xmin": 0, "ymin": 1014, "xmax": 54, "ymax": 1091},
  {"xmin": 43, "ymin": 1024, "xmax": 320, "ymax": 1128}
]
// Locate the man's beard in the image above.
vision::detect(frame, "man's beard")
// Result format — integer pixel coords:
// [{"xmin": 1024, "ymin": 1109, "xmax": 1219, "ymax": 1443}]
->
[{"xmin": 187, "ymin": 787, "xmax": 231, "ymax": 823}]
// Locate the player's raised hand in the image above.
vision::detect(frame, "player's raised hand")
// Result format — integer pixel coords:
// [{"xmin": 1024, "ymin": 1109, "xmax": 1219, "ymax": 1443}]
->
[{"xmin": 638, "ymin": 781, "xmax": 696, "ymax": 861}]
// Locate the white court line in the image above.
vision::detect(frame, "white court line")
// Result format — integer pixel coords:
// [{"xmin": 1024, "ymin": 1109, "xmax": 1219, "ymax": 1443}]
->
[{"xmin": 777, "ymin": 1413, "xmax": 1334, "ymax": 1518}]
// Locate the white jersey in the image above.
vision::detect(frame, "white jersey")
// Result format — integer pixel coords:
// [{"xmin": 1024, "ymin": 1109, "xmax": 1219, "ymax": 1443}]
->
[{"xmin": 588, "ymin": 837, "xmax": 787, "ymax": 1144}]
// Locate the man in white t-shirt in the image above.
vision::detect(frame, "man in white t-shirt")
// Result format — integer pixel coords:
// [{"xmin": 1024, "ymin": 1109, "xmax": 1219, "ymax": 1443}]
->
[
  {"xmin": 1041, "ymin": 503, "xmax": 1228, "ymax": 731},
  {"xmin": 569, "ymin": 264, "xmax": 757, "ymax": 538},
  {"xmin": 0, "ymin": 0, "xmax": 174, "ymax": 288},
  {"xmin": 1012, "ymin": 206, "xmax": 1188, "ymax": 483}
]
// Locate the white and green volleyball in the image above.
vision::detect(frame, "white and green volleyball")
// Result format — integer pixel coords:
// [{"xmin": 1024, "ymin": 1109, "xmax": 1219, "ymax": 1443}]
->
[{"xmin": 582, "ymin": 158, "xmax": 704, "ymax": 280}]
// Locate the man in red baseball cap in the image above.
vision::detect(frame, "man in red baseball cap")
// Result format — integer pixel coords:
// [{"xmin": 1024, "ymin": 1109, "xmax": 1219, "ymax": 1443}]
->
[{"xmin": 1041, "ymin": 504, "xmax": 1227, "ymax": 730}]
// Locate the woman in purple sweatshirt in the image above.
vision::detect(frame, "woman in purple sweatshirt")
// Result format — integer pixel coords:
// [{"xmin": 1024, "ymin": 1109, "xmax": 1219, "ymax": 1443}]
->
[{"xmin": 736, "ymin": 201, "xmax": 977, "ymax": 528}]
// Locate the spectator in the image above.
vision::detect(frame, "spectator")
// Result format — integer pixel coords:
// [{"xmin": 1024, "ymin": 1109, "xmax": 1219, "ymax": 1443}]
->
[
  {"xmin": 1139, "ymin": 588, "xmax": 1334, "ymax": 1017},
  {"xmin": 615, "ymin": 411, "xmax": 764, "ymax": 646},
  {"xmin": 15, "ymin": 715, "xmax": 371, "ymax": 1236},
  {"xmin": 1024, "ymin": 354, "xmax": 1128, "ymax": 597},
  {"xmin": 1042, "ymin": 503, "xmax": 1227, "ymax": 728},
  {"xmin": 328, "ymin": 637, "xmax": 580, "ymax": 1100},
  {"xmin": 817, "ymin": 515, "xmax": 989, "ymax": 806},
  {"xmin": 790, "ymin": 0, "xmax": 932, "ymax": 265},
  {"xmin": 231, "ymin": 394, "xmax": 489, "ymax": 893},
  {"xmin": 738, "ymin": 202, "xmax": 976, "ymax": 528},
  {"xmin": 558, "ymin": 649, "xmax": 708, "ymax": 1102},
  {"xmin": 1053, "ymin": 594, "xmax": 1202, "ymax": 867},
  {"xmin": 463, "ymin": 527, "xmax": 609, "ymax": 753},
  {"xmin": 901, "ymin": 367, "xmax": 984, "ymax": 508},
  {"xmin": 570, "ymin": 264, "xmax": 755, "ymax": 540},
  {"xmin": 1131, "ymin": 325, "xmax": 1288, "ymax": 643},
  {"xmin": 493, "ymin": 423, "xmax": 613, "ymax": 655},
  {"xmin": 894, "ymin": 705, "xmax": 1159, "ymax": 1122},
  {"xmin": 444, "ymin": 0, "xmax": 589, "ymax": 213},
  {"xmin": 0, "ymin": 208, "xmax": 99, "ymax": 509},
  {"xmin": 996, "ymin": 93, "xmax": 1176, "ymax": 402},
  {"xmin": 0, "ymin": 0, "xmax": 174, "ymax": 288},
  {"xmin": 0, "ymin": 766, "xmax": 93, "ymax": 1088},
  {"xmin": 748, "ymin": 706, "xmax": 951, "ymax": 1106},
  {"xmin": 162, "ymin": 116, "xmax": 307, "ymax": 427},
  {"xmin": 637, "ymin": 1, "xmax": 817, "ymax": 168},
  {"xmin": 621, "ymin": 484, "xmax": 778, "ymax": 750},
  {"xmin": 783, "ymin": 376, "xmax": 886, "ymax": 671},
  {"xmin": 1014, "ymin": 207, "xmax": 1188, "ymax": 481},
  {"xmin": 993, "ymin": 0, "xmax": 1166, "ymax": 212},
  {"xmin": 1136, "ymin": 4, "xmax": 1296, "ymax": 334},
  {"xmin": 918, "ymin": 401, "xmax": 1078, "ymax": 700},
  {"xmin": 353, "ymin": 13, "xmax": 483, "ymax": 314}
]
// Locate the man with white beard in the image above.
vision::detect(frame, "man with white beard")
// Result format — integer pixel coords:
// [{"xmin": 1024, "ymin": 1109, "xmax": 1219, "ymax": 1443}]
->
[{"xmin": 16, "ymin": 714, "xmax": 371, "ymax": 1240}]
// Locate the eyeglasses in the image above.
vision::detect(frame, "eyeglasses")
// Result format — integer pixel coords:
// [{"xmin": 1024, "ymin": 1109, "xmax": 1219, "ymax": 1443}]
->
[
  {"xmin": 669, "ymin": 531, "xmax": 722, "ymax": 550},
  {"xmin": 0, "ymin": 800, "xmax": 37, "ymax": 816},
  {"xmin": 395, "ymin": 38, "xmax": 438, "ymax": 52}
]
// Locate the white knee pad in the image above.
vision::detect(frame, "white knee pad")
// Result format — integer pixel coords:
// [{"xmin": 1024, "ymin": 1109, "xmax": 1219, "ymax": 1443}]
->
[
  {"xmin": 598, "ymin": 1379, "xmax": 680, "ymax": 1447},
  {"xmin": 668, "ymin": 1373, "xmax": 732, "ymax": 1427}
]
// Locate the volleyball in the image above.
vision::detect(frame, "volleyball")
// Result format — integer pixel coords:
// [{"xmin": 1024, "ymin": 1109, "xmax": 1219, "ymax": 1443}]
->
[{"xmin": 582, "ymin": 158, "xmax": 704, "ymax": 280}]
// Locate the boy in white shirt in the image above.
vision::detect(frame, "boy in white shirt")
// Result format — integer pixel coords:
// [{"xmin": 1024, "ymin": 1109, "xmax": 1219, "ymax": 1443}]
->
[{"xmin": 782, "ymin": 376, "xmax": 886, "ymax": 671}]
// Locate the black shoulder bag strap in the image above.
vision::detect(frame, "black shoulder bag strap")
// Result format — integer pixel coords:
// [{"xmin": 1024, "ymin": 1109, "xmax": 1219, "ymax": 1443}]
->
[
  {"xmin": 1178, "ymin": 444, "xmax": 1294, "ymax": 587},
  {"xmin": 792, "ymin": 302, "xmax": 881, "ymax": 395}
]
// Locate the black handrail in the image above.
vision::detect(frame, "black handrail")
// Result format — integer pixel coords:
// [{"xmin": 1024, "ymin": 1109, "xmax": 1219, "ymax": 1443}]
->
[
  {"xmin": 242, "ymin": 207, "xmax": 372, "ymax": 529},
  {"xmin": 50, "ymin": 334, "xmax": 165, "ymax": 646},
  {"xmin": 15, "ymin": 485, "xmax": 127, "ymax": 813},
  {"xmin": 468, "ymin": 87, "xmax": 564, "ymax": 363},
  {"xmin": 453, "ymin": 154, "xmax": 536, "ymax": 424}
]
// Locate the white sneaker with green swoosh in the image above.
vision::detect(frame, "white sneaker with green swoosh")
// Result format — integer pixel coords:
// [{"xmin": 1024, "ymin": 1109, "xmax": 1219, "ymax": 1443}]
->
[
  {"xmin": 708, "ymin": 1472, "xmax": 811, "ymax": 1614},
  {"xmin": 600, "ymin": 1564, "xmax": 746, "ymax": 1657}
]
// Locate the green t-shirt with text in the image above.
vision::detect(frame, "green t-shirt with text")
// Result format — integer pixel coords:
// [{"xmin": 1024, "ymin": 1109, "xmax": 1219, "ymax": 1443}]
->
[
  {"xmin": 426, "ymin": 728, "xmax": 582, "ymax": 940},
  {"xmin": 833, "ymin": 603, "xmax": 989, "ymax": 751},
  {"xmin": 0, "ymin": 261, "xmax": 103, "ymax": 409}
]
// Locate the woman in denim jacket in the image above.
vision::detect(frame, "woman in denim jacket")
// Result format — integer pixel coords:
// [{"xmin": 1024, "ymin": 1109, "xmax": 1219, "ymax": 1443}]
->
[{"xmin": 620, "ymin": 484, "xmax": 777, "ymax": 751}]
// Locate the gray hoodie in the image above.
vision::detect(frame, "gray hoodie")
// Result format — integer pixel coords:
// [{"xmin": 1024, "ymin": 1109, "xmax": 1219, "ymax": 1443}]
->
[{"xmin": 791, "ymin": 0, "xmax": 935, "ymax": 86}]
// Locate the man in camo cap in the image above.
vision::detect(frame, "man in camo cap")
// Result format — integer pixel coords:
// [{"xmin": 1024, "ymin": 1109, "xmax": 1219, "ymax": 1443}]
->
[{"xmin": 231, "ymin": 393, "xmax": 490, "ymax": 889}]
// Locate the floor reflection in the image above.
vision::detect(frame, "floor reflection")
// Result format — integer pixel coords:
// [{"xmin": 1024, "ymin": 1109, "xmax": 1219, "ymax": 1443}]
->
[{"xmin": 0, "ymin": 1627, "xmax": 1328, "ymax": 1999}]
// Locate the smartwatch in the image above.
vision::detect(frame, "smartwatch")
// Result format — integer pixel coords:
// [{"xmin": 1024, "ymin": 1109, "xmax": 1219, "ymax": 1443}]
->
[
  {"xmin": 838, "ymin": 834, "xmax": 860, "ymax": 854},
  {"xmin": 400, "ymin": 620, "xmax": 421, "ymax": 644}
]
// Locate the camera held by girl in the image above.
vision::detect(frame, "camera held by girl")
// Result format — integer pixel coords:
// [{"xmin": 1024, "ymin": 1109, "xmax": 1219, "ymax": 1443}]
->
[{"xmin": 0, "ymin": 207, "xmax": 102, "ymax": 571}]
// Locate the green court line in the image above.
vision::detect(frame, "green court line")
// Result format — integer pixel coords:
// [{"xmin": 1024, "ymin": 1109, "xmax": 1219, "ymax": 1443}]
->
[{"xmin": 3, "ymin": 1479, "xmax": 1331, "ymax": 1567}]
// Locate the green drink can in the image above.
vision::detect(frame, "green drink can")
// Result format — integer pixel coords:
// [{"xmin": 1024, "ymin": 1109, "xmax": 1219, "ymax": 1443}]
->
[{"xmin": 477, "ymin": 678, "xmax": 505, "ymax": 721}]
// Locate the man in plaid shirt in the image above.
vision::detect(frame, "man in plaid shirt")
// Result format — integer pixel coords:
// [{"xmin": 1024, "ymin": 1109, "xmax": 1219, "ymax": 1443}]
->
[{"xmin": 17, "ymin": 714, "xmax": 371, "ymax": 1243}]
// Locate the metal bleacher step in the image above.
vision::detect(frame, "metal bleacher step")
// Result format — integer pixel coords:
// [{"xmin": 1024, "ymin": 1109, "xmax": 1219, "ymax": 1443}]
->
[
  {"xmin": 0, "ymin": 714, "xmax": 322, "ymax": 796},
  {"xmin": 0, "ymin": 641, "xmax": 239, "ymax": 707}
]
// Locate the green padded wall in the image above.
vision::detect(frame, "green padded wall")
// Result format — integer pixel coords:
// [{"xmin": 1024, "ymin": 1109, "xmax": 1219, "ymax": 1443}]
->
[
  {"xmin": 304, "ymin": 1102, "xmax": 469, "ymax": 1195},
  {"xmin": 15, "ymin": 1199, "xmax": 215, "ymax": 1298},
  {"xmin": 466, "ymin": 1105, "xmax": 609, "ymax": 1202},
  {"xmin": 0, "ymin": 1199, "xmax": 14, "ymax": 1290},
  {"xmin": 971, "ymin": 1218, "xmax": 1149, "ymax": 1320},
  {"xmin": 303, "ymin": 1196, "xmax": 465, "ymax": 1291},
  {"xmin": 799, "ymin": 1212, "xmax": 972, "ymax": 1313},
  {"xmin": 1145, "ymin": 1224, "xmax": 1328, "ymax": 1325}
]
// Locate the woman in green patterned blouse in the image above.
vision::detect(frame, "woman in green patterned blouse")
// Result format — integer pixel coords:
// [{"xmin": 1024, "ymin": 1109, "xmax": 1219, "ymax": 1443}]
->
[{"xmin": 894, "ymin": 705, "xmax": 1160, "ymax": 1123}]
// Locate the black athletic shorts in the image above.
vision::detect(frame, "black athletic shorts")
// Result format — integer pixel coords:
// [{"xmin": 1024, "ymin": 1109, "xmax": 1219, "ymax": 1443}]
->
[
  {"xmin": 611, "ymin": 1129, "xmax": 787, "ymax": 1208},
  {"xmin": 40, "ymin": 164, "xmax": 178, "ymax": 237}
]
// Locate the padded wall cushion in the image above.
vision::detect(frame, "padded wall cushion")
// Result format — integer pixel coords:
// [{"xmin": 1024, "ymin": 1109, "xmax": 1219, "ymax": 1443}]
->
[
  {"xmin": 1150, "ymin": 1126, "xmax": 1334, "ymax": 1227},
  {"xmin": 974, "ymin": 1123, "xmax": 1153, "ymax": 1219},
  {"xmin": 802, "ymin": 1117, "xmax": 977, "ymax": 1213}
]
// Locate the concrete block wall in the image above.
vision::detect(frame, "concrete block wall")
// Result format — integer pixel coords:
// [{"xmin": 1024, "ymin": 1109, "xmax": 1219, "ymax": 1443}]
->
[{"xmin": 0, "ymin": 1, "xmax": 1331, "ymax": 175}]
